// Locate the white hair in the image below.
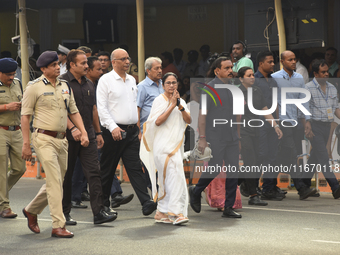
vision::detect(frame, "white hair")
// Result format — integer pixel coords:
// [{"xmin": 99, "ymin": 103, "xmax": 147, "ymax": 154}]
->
[{"xmin": 144, "ymin": 57, "xmax": 162, "ymax": 72}]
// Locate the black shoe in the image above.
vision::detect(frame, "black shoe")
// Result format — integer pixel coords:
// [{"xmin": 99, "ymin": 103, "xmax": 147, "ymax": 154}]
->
[
  {"xmin": 189, "ymin": 186, "xmax": 201, "ymax": 213},
  {"xmin": 299, "ymin": 187, "xmax": 317, "ymax": 200},
  {"xmin": 261, "ymin": 190, "xmax": 285, "ymax": 201},
  {"xmin": 310, "ymin": 192, "xmax": 320, "ymax": 197},
  {"xmin": 248, "ymin": 195, "xmax": 268, "ymax": 206},
  {"xmin": 71, "ymin": 201, "xmax": 88, "ymax": 209},
  {"xmin": 94, "ymin": 210, "xmax": 117, "ymax": 224},
  {"xmin": 275, "ymin": 186, "xmax": 287, "ymax": 195},
  {"xmin": 81, "ymin": 191, "xmax": 91, "ymax": 201},
  {"xmin": 111, "ymin": 194, "xmax": 134, "ymax": 208},
  {"xmin": 332, "ymin": 186, "xmax": 340, "ymax": 199},
  {"xmin": 142, "ymin": 200, "xmax": 157, "ymax": 216},
  {"xmin": 103, "ymin": 206, "xmax": 118, "ymax": 216},
  {"xmin": 65, "ymin": 213, "xmax": 77, "ymax": 225},
  {"xmin": 222, "ymin": 207, "xmax": 242, "ymax": 218},
  {"xmin": 239, "ymin": 182, "xmax": 249, "ymax": 197}
]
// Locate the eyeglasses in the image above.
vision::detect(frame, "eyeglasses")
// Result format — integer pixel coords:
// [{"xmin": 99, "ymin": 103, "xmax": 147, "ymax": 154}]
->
[
  {"xmin": 164, "ymin": 81, "xmax": 178, "ymax": 86},
  {"xmin": 98, "ymin": 58, "xmax": 110, "ymax": 62},
  {"xmin": 114, "ymin": 57, "xmax": 131, "ymax": 62}
]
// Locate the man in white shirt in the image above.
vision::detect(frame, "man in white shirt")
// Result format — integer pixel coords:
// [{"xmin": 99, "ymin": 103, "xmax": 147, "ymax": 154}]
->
[
  {"xmin": 57, "ymin": 44, "xmax": 70, "ymax": 75},
  {"xmin": 293, "ymin": 50, "xmax": 309, "ymax": 84},
  {"xmin": 96, "ymin": 48, "xmax": 157, "ymax": 216}
]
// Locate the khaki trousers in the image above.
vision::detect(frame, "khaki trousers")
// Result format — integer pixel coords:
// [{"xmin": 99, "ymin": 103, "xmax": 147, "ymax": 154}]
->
[
  {"xmin": 0, "ymin": 129, "xmax": 26, "ymax": 212},
  {"xmin": 25, "ymin": 131, "xmax": 68, "ymax": 229}
]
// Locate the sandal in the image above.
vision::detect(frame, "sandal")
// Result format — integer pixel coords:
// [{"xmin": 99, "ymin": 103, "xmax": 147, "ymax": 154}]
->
[
  {"xmin": 155, "ymin": 217, "xmax": 173, "ymax": 224},
  {"xmin": 172, "ymin": 216, "xmax": 189, "ymax": 225}
]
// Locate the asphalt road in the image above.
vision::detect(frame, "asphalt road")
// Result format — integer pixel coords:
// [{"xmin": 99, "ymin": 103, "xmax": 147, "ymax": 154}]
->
[{"xmin": 1, "ymin": 178, "xmax": 340, "ymax": 255}]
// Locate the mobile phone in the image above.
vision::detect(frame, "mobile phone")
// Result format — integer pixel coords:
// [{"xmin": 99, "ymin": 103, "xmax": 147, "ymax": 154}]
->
[{"xmin": 121, "ymin": 131, "xmax": 127, "ymax": 139}]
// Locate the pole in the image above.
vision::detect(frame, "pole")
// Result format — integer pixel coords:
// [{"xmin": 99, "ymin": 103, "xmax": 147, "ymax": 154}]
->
[
  {"xmin": 18, "ymin": 0, "xmax": 30, "ymax": 89},
  {"xmin": 136, "ymin": 0, "xmax": 145, "ymax": 82},
  {"xmin": 274, "ymin": 0, "xmax": 286, "ymax": 69}
]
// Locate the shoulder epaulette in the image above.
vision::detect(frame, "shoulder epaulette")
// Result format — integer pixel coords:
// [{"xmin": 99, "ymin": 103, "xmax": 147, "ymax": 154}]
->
[
  {"xmin": 27, "ymin": 77, "xmax": 42, "ymax": 86},
  {"xmin": 13, "ymin": 78, "xmax": 23, "ymax": 94}
]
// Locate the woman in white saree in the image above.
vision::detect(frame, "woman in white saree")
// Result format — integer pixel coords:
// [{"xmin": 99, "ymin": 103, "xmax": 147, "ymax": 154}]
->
[{"xmin": 140, "ymin": 72, "xmax": 191, "ymax": 225}]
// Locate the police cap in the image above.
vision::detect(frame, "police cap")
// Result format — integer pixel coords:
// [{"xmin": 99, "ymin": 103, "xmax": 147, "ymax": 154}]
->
[
  {"xmin": 36, "ymin": 51, "xmax": 59, "ymax": 68},
  {"xmin": 0, "ymin": 58, "xmax": 18, "ymax": 73}
]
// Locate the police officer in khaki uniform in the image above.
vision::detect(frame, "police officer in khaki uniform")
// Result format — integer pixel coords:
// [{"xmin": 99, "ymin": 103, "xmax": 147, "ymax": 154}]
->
[
  {"xmin": 0, "ymin": 58, "xmax": 26, "ymax": 218},
  {"xmin": 21, "ymin": 51, "xmax": 89, "ymax": 238}
]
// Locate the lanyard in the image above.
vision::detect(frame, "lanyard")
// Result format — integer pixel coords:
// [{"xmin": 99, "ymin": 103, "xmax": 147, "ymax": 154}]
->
[{"xmin": 313, "ymin": 79, "xmax": 328, "ymax": 103}]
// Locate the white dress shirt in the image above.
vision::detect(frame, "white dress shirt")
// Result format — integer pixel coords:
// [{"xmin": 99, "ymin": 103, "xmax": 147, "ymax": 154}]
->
[
  {"xmin": 60, "ymin": 62, "xmax": 67, "ymax": 75},
  {"xmin": 295, "ymin": 61, "xmax": 309, "ymax": 84},
  {"xmin": 97, "ymin": 69, "xmax": 138, "ymax": 132}
]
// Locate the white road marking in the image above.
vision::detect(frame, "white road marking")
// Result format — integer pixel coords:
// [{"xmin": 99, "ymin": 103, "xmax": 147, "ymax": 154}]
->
[{"xmin": 311, "ymin": 240, "xmax": 340, "ymax": 244}]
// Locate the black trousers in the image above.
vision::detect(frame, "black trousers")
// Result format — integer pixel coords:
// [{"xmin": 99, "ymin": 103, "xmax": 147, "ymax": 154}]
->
[
  {"xmin": 100, "ymin": 126, "xmax": 150, "ymax": 207},
  {"xmin": 194, "ymin": 139, "xmax": 239, "ymax": 208},
  {"xmin": 299, "ymin": 121, "xmax": 339, "ymax": 191},
  {"xmin": 63, "ymin": 139, "xmax": 103, "ymax": 215},
  {"xmin": 259, "ymin": 124, "xmax": 279, "ymax": 192},
  {"xmin": 240, "ymin": 134, "xmax": 262, "ymax": 196}
]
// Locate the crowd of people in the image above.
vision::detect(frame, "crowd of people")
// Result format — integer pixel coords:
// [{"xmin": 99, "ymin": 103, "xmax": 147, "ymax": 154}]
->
[{"xmin": 0, "ymin": 41, "xmax": 340, "ymax": 238}]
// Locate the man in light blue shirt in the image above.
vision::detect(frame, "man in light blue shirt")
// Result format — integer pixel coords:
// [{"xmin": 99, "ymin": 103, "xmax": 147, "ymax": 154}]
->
[
  {"xmin": 137, "ymin": 57, "xmax": 164, "ymax": 137},
  {"xmin": 137, "ymin": 57, "xmax": 163, "ymax": 191},
  {"xmin": 272, "ymin": 50, "xmax": 315, "ymax": 200}
]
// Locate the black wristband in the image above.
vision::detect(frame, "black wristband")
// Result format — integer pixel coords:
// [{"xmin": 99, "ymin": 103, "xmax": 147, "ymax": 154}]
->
[
  {"xmin": 176, "ymin": 98, "xmax": 180, "ymax": 106},
  {"xmin": 180, "ymin": 107, "xmax": 185, "ymax": 112},
  {"xmin": 96, "ymin": 132, "xmax": 102, "ymax": 136},
  {"xmin": 69, "ymin": 126, "xmax": 76, "ymax": 131}
]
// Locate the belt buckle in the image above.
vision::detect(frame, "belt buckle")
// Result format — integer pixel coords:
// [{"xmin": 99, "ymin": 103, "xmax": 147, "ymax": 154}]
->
[
  {"xmin": 56, "ymin": 132, "xmax": 64, "ymax": 139},
  {"xmin": 8, "ymin": 126, "xmax": 15, "ymax": 131},
  {"xmin": 127, "ymin": 124, "xmax": 134, "ymax": 129}
]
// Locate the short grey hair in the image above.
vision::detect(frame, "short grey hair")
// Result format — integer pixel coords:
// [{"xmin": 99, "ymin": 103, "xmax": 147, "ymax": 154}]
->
[{"xmin": 144, "ymin": 57, "xmax": 162, "ymax": 72}]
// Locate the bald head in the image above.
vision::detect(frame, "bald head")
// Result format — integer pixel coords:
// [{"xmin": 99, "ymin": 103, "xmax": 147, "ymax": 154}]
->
[
  {"xmin": 111, "ymin": 48, "xmax": 127, "ymax": 61},
  {"xmin": 280, "ymin": 50, "xmax": 294, "ymax": 61},
  {"xmin": 111, "ymin": 48, "xmax": 130, "ymax": 75},
  {"xmin": 280, "ymin": 50, "xmax": 296, "ymax": 75}
]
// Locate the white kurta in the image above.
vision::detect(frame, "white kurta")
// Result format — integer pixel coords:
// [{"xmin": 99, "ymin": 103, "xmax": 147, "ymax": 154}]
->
[{"xmin": 140, "ymin": 94, "xmax": 189, "ymax": 216}]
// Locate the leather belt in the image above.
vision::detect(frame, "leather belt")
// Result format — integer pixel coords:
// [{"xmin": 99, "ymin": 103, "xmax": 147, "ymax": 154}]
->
[
  {"xmin": 117, "ymin": 124, "xmax": 137, "ymax": 129},
  {"xmin": 37, "ymin": 129, "xmax": 66, "ymax": 139},
  {"xmin": 0, "ymin": 125, "xmax": 21, "ymax": 131}
]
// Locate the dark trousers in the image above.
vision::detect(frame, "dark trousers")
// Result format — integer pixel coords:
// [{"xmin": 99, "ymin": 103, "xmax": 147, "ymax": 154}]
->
[
  {"xmin": 299, "ymin": 121, "xmax": 339, "ymax": 191},
  {"xmin": 193, "ymin": 140, "xmax": 239, "ymax": 208},
  {"xmin": 276, "ymin": 123, "xmax": 303, "ymax": 191},
  {"xmin": 71, "ymin": 158, "xmax": 88, "ymax": 202},
  {"xmin": 101, "ymin": 126, "xmax": 150, "ymax": 207},
  {"xmin": 110, "ymin": 175, "xmax": 123, "ymax": 196},
  {"xmin": 240, "ymin": 134, "xmax": 262, "ymax": 195},
  {"xmin": 259, "ymin": 124, "xmax": 279, "ymax": 192},
  {"xmin": 63, "ymin": 139, "xmax": 103, "ymax": 215}
]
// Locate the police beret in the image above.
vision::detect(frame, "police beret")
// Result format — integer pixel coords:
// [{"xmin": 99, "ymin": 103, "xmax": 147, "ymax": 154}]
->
[
  {"xmin": 0, "ymin": 58, "xmax": 18, "ymax": 73},
  {"xmin": 36, "ymin": 51, "xmax": 59, "ymax": 68}
]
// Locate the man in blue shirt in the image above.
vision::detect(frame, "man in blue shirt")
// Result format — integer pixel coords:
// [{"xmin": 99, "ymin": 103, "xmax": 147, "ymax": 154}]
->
[
  {"xmin": 137, "ymin": 57, "xmax": 163, "ymax": 191},
  {"xmin": 299, "ymin": 59, "xmax": 340, "ymax": 199},
  {"xmin": 137, "ymin": 57, "xmax": 164, "ymax": 137},
  {"xmin": 272, "ymin": 50, "xmax": 316, "ymax": 200}
]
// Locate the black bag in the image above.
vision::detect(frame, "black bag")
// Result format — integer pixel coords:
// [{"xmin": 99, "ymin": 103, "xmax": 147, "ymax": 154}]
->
[{"xmin": 184, "ymin": 125, "xmax": 195, "ymax": 152}]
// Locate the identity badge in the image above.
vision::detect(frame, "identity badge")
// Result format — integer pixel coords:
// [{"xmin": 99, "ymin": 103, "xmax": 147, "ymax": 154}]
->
[{"xmin": 327, "ymin": 107, "xmax": 333, "ymax": 120}]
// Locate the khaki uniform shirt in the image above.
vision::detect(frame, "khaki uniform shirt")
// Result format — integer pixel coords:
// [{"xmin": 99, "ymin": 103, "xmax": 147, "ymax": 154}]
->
[
  {"xmin": 21, "ymin": 75, "xmax": 78, "ymax": 132},
  {"xmin": 0, "ymin": 78, "xmax": 22, "ymax": 126}
]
